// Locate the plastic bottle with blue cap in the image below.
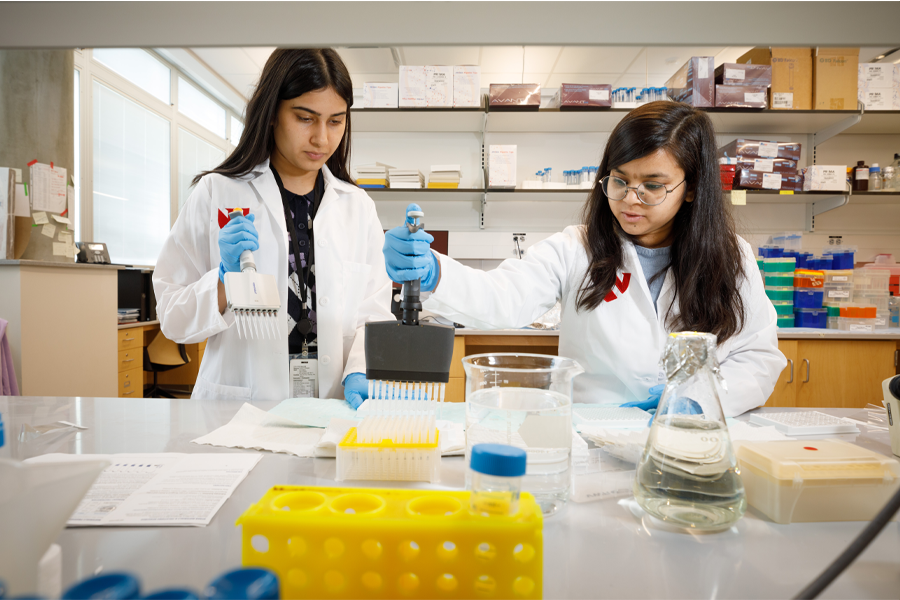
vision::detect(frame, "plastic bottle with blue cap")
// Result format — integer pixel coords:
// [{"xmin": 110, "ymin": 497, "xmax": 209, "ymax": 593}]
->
[
  {"xmin": 62, "ymin": 573, "xmax": 141, "ymax": 600},
  {"xmin": 469, "ymin": 443, "xmax": 527, "ymax": 517},
  {"xmin": 204, "ymin": 568, "xmax": 278, "ymax": 600}
]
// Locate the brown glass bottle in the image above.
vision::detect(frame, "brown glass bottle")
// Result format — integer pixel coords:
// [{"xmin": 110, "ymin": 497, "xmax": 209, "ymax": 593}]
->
[{"xmin": 852, "ymin": 160, "xmax": 869, "ymax": 191}]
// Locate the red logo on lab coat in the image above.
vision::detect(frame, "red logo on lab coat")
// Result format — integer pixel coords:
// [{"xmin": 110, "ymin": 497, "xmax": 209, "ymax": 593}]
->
[
  {"xmin": 604, "ymin": 273, "xmax": 631, "ymax": 302},
  {"xmin": 218, "ymin": 208, "xmax": 250, "ymax": 229}
]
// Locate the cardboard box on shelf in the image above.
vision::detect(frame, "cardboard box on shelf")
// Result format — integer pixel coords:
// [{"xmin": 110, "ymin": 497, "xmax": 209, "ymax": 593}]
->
[
  {"xmin": 718, "ymin": 139, "xmax": 802, "ymax": 162},
  {"xmin": 736, "ymin": 169, "xmax": 803, "ymax": 192},
  {"xmin": 813, "ymin": 47, "xmax": 860, "ymax": 110},
  {"xmin": 801, "ymin": 165, "xmax": 849, "ymax": 192},
  {"xmin": 737, "ymin": 158, "xmax": 799, "ymax": 174},
  {"xmin": 425, "ymin": 66, "xmax": 453, "ymax": 107},
  {"xmin": 399, "ymin": 66, "xmax": 427, "ymax": 108},
  {"xmin": 453, "ymin": 66, "xmax": 481, "ymax": 108},
  {"xmin": 859, "ymin": 63, "xmax": 894, "ymax": 89},
  {"xmin": 859, "ymin": 89, "xmax": 892, "ymax": 111},
  {"xmin": 362, "ymin": 83, "xmax": 399, "ymax": 108},
  {"xmin": 737, "ymin": 47, "xmax": 813, "ymax": 110},
  {"xmin": 547, "ymin": 83, "xmax": 612, "ymax": 109},
  {"xmin": 714, "ymin": 63, "xmax": 772, "ymax": 87},
  {"xmin": 665, "ymin": 57, "xmax": 715, "ymax": 107},
  {"xmin": 489, "ymin": 83, "xmax": 541, "ymax": 110},
  {"xmin": 715, "ymin": 85, "xmax": 768, "ymax": 108}
]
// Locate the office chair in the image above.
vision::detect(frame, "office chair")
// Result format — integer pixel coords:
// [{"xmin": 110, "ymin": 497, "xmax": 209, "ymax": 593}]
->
[{"xmin": 143, "ymin": 330, "xmax": 191, "ymax": 399}]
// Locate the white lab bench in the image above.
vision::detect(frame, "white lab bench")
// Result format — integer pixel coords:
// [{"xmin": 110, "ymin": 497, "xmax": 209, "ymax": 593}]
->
[{"xmin": 3, "ymin": 395, "xmax": 898, "ymax": 599}]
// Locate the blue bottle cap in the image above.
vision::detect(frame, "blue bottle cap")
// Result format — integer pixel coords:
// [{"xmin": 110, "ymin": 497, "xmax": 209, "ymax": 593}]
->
[
  {"xmin": 205, "ymin": 569, "xmax": 278, "ymax": 600},
  {"xmin": 470, "ymin": 443, "xmax": 527, "ymax": 477},
  {"xmin": 142, "ymin": 590, "xmax": 200, "ymax": 600},
  {"xmin": 62, "ymin": 573, "xmax": 140, "ymax": 600}
]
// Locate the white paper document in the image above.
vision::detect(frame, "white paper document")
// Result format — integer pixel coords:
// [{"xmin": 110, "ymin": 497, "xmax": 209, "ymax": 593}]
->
[
  {"xmin": 489, "ymin": 145, "xmax": 517, "ymax": 187},
  {"xmin": 27, "ymin": 452, "xmax": 261, "ymax": 527},
  {"xmin": 14, "ymin": 183, "xmax": 30, "ymax": 217},
  {"xmin": 29, "ymin": 163, "xmax": 67, "ymax": 213}
]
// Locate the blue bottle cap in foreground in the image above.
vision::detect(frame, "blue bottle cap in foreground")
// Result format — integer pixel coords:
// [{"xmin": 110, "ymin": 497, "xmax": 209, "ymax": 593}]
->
[
  {"xmin": 142, "ymin": 590, "xmax": 200, "ymax": 600},
  {"xmin": 62, "ymin": 573, "xmax": 140, "ymax": 600},
  {"xmin": 205, "ymin": 569, "xmax": 278, "ymax": 600},
  {"xmin": 470, "ymin": 443, "xmax": 527, "ymax": 477}
]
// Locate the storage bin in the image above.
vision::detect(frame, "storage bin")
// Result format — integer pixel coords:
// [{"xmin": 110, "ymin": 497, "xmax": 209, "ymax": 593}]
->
[
  {"xmin": 794, "ymin": 308, "xmax": 827, "ymax": 328},
  {"xmin": 773, "ymin": 302, "xmax": 794, "ymax": 316},
  {"xmin": 853, "ymin": 268, "xmax": 889, "ymax": 291},
  {"xmin": 776, "ymin": 315, "xmax": 795, "ymax": 328},
  {"xmin": 839, "ymin": 304, "xmax": 877, "ymax": 319},
  {"xmin": 793, "ymin": 289, "xmax": 824, "ymax": 309},
  {"xmin": 825, "ymin": 305, "xmax": 840, "ymax": 317},
  {"xmin": 838, "ymin": 317, "xmax": 876, "ymax": 332},
  {"xmin": 823, "ymin": 247, "xmax": 856, "ymax": 270},
  {"xmin": 822, "ymin": 283, "xmax": 853, "ymax": 303},
  {"xmin": 771, "ymin": 232, "xmax": 802, "ymax": 252},
  {"xmin": 823, "ymin": 270, "xmax": 853, "ymax": 284},
  {"xmin": 763, "ymin": 258, "xmax": 796, "ymax": 273},
  {"xmin": 765, "ymin": 274, "xmax": 794, "ymax": 287},
  {"xmin": 758, "ymin": 245, "xmax": 784, "ymax": 259},
  {"xmin": 796, "ymin": 252, "xmax": 812, "ymax": 269},
  {"xmin": 793, "ymin": 270, "xmax": 824, "ymax": 288},
  {"xmin": 853, "ymin": 291, "xmax": 889, "ymax": 313},
  {"xmin": 806, "ymin": 257, "xmax": 833, "ymax": 271},
  {"xmin": 766, "ymin": 286, "xmax": 794, "ymax": 302},
  {"xmin": 737, "ymin": 440, "xmax": 900, "ymax": 524}
]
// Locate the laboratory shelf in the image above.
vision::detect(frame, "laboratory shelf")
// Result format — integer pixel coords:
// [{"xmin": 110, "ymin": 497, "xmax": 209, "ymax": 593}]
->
[
  {"xmin": 485, "ymin": 189, "xmax": 590, "ymax": 202},
  {"xmin": 842, "ymin": 110, "xmax": 900, "ymax": 135},
  {"xmin": 351, "ymin": 108, "xmax": 484, "ymax": 133},
  {"xmin": 364, "ymin": 188, "xmax": 485, "ymax": 202}
]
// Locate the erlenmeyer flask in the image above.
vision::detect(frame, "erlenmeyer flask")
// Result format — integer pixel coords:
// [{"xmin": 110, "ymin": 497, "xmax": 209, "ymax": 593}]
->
[{"xmin": 634, "ymin": 332, "xmax": 746, "ymax": 530}]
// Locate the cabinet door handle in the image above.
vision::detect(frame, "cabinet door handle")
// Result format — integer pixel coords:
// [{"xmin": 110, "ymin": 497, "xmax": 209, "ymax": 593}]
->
[
  {"xmin": 123, "ymin": 336, "xmax": 135, "ymax": 342},
  {"xmin": 895, "ymin": 349, "xmax": 899, "ymax": 369},
  {"xmin": 802, "ymin": 359, "xmax": 810, "ymax": 383},
  {"xmin": 123, "ymin": 358, "xmax": 135, "ymax": 363},
  {"xmin": 123, "ymin": 390, "xmax": 134, "ymax": 396},
  {"xmin": 786, "ymin": 358, "xmax": 794, "ymax": 384}
]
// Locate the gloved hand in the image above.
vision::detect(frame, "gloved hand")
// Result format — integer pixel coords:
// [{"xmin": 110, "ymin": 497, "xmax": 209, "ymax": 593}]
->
[
  {"xmin": 621, "ymin": 384, "xmax": 664, "ymax": 412},
  {"xmin": 383, "ymin": 203, "xmax": 439, "ymax": 291},
  {"xmin": 343, "ymin": 372, "xmax": 369, "ymax": 410},
  {"xmin": 218, "ymin": 213, "xmax": 259, "ymax": 283}
]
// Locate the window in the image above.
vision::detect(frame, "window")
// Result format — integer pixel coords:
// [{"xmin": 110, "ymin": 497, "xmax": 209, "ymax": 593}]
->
[
  {"xmin": 92, "ymin": 81, "xmax": 170, "ymax": 266},
  {"xmin": 178, "ymin": 129, "xmax": 225, "ymax": 210},
  {"xmin": 230, "ymin": 116, "xmax": 245, "ymax": 145},
  {"xmin": 92, "ymin": 48, "xmax": 170, "ymax": 104},
  {"xmin": 73, "ymin": 68, "xmax": 81, "ymax": 242},
  {"xmin": 178, "ymin": 78, "xmax": 226, "ymax": 138}
]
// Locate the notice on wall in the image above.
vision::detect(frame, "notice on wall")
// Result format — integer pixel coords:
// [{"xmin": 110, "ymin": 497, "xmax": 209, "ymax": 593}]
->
[
  {"xmin": 30, "ymin": 162, "xmax": 67, "ymax": 213},
  {"xmin": 27, "ymin": 453, "xmax": 262, "ymax": 527},
  {"xmin": 489, "ymin": 145, "xmax": 517, "ymax": 188}
]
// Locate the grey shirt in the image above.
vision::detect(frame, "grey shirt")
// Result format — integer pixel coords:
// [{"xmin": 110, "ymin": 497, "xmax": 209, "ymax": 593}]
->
[{"xmin": 634, "ymin": 244, "xmax": 671, "ymax": 311}]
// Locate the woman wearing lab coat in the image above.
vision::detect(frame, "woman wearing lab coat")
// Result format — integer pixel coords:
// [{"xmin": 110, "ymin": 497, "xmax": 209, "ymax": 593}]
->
[
  {"xmin": 384, "ymin": 102, "xmax": 785, "ymax": 417},
  {"xmin": 154, "ymin": 49, "xmax": 393, "ymax": 404}
]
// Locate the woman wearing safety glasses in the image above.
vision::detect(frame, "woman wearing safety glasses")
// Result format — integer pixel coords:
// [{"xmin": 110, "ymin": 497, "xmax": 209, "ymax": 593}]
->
[{"xmin": 382, "ymin": 101, "xmax": 785, "ymax": 417}]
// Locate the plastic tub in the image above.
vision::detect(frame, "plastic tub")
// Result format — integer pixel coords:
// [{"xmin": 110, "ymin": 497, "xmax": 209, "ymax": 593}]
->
[
  {"xmin": 776, "ymin": 315, "xmax": 795, "ymax": 328},
  {"xmin": 824, "ymin": 270, "xmax": 853, "ymax": 284},
  {"xmin": 758, "ymin": 245, "xmax": 784, "ymax": 258},
  {"xmin": 772, "ymin": 303, "xmax": 794, "ymax": 316},
  {"xmin": 827, "ymin": 316, "xmax": 840, "ymax": 329},
  {"xmin": 823, "ymin": 247, "xmax": 856, "ymax": 270},
  {"xmin": 794, "ymin": 308, "xmax": 827, "ymax": 328},
  {"xmin": 823, "ymin": 283, "xmax": 853, "ymax": 303},
  {"xmin": 765, "ymin": 274, "xmax": 795, "ymax": 287},
  {"xmin": 766, "ymin": 286, "xmax": 794, "ymax": 302},
  {"xmin": 793, "ymin": 270, "xmax": 825, "ymax": 288},
  {"xmin": 793, "ymin": 289, "xmax": 824, "ymax": 309},
  {"xmin": 839, "ymin": 304, "xmax": 877, "ymax": 318},
  {"xmin": 796, "ymin": 252, "xmax": 812, "ymax": 269},
  {"xmin": 853, "ymin": 268, "xmax": 890, "ymax": 292},
  {"xmin": 806, "ymin": 257, "xmax": 833, "ymax": 271},
  {"xmin": 737, "ymin": 440, "xmax": 900, "ymax": 524},
  {"xmin": 763, "ymin": 258, "xmax": 796, "ymax": 273},
  {"xmin": 825, "ymin": 305, "xmax": 840, "ymax": 317},
  {"xmin": 838, "ymin": 317, "xmax": 876, "ymax": 332},
  {"xmin": 853, "ymin": 291, "xmax": 889, "ymax": 313},
  {"xmin": 772, "ymin": 232, "xmax": 802, "ymax": 252}
]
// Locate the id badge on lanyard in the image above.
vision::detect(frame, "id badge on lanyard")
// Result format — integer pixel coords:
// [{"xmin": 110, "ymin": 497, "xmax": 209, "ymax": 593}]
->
[{"xmin": 289, "ymin": 350, "xmax": 318, "ymax": 398}]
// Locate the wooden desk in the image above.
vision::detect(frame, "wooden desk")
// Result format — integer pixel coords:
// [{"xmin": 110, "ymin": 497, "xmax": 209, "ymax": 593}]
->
[{"xmin": 116, "ymin": 321, "xmax": 206, "ymax": 398}]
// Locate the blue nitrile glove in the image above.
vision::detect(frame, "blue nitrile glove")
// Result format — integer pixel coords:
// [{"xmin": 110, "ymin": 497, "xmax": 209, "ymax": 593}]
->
[
  {"xmin": 383, "ymin": 203, "xmax": 439, "ymax": 291},
  {"xmin": 343, "ymin": 373, "xmax": 369, "ymax": 409},
  {"xmin": 621, "ymin": 384, "xmax": 664, "ymax": 412},
  {"xmin": 218, "ymin": 213, "xmax": 259, "ymax": 283}
]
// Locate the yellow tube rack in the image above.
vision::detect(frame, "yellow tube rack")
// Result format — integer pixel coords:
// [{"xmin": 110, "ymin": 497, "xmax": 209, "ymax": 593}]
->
[{"xmin": 236, "ymin": 485, "xmax": 543, "ymax": 599}]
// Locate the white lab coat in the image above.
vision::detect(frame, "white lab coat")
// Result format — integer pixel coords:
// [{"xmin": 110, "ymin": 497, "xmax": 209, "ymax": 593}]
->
[
  {"xmin": 153, "ymin": 160, "xmax": 394, "ymax": 403},
  {"xmin": 424, "ymin": 226, "xmax": 785, "ymax": 417}
]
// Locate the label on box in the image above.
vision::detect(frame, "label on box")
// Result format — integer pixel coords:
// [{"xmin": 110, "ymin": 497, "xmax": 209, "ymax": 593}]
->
[
  {"xmin": 745, "ymin": 92, "xmax": 766, "ymax": 104},
  {"xmin": 725, "ymin": 68, "xmax": 745, "ymax": 80},
  {"xmin": 849, "ymin": 324, "xmax": 873, "ymax": 332},
  {"xmin": 832, "ymin": 276, "xmax": 849, "ymax": 282},
  {"xmin": 754, "ymin": 159, "xmax": 775, "ymax": 172},
  {"xmin": 860, "ymin": 64, "xmax": 892, "ymax": 87},
  {"xmin": 829, "ymin": 290, "xmax": 850, "ymax": 298},
  {"xmin": 589, "ymin": 89, "xmax": 610, "ymax": 101},
  {"xmin": 758, "ymin": 141, "xmax": 779, "ymax": 158},
  {"xmin": 762, "ymin": 172, "xmax": 782, "ymax": 190},
  {"xmin": 772, "ymin": 93, "xmax": 794, "ymax": 109},
  {"xmin": 698, "ymin": 59, "xmax": 709, "ymax": 79}
]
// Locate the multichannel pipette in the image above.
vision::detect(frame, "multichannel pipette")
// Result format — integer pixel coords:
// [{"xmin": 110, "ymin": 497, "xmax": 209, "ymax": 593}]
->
[{"xmin": 223, "ymin": 210, "xmax": 282, "ymax": 340}]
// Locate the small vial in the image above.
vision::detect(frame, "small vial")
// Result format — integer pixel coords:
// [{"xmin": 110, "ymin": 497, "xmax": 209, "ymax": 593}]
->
[{"xmin": 469, "ymin": 443, "xmax": 527, "ymax": 517}]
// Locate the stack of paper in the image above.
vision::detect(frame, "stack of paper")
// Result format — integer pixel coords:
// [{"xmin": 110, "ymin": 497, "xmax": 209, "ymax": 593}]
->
[
  {"xmin": 428, "ymin": 164, "xmax": 462, "ymax": 189},
  {"xmin": 355, "ymin": 163, "xmax": 393, "ymax": 188},
  {"xmin": 117, "ymin": 309, "xmax": 140, "ymax": 324},
  {"xmin": 388, "ymin": 168, "xmax": 425, "ymax": 189}
]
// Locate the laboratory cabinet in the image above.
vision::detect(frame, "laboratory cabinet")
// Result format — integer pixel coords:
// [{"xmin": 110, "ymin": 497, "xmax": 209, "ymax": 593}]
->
[{"xmin": 768, "ymin": 339, "xmax": 899, "ymax": 408}]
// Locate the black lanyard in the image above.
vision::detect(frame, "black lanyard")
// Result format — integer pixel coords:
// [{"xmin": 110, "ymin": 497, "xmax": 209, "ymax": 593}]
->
[{"xmin": 271, "ymin": 165, "xmax": 322, "ymax": 337}]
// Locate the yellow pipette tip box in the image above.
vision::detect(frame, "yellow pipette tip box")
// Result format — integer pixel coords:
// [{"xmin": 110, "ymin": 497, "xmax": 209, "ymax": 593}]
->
[
  {"xmin": 237, "ymin": 486, "xmax": 544, "ymax": 599},
  {"xmin": 336, "ymin": 427, "xmax": 441, "ymax": 483}
]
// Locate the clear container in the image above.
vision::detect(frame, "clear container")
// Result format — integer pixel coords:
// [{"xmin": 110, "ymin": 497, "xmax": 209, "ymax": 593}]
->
[
  {"xmin": 884, "ymin": 165, "xmax": 897, "ymax": 190},
  {"xmin": 827, "ymin": 316, "xmax": 840, "ymax": 329},
  {"xmin": 824, "ymin": 269, "xmax": 853, "ymax": 284},
  {"xmin": 823, "ymin": 282, "xmax": 854, "ymax": 304},
  {"xmin": 838, "ymin": 317, "xmax": 877, "ymax": 332},
  {"xmin": 870, "ymin": 163, "xmax": 883, "ymax": 191},
  {"xmin": 463, "ymin": 353, "xmax": 583, "ymax": 516},
  {"xmin": 469, "ymin": 443, "xmax": 527, "ymax": 517},
  {"xmin": 853, "ymin": 268, "xmax": 890, "ymax": 291},
  {"xmin": 737, "ymin": 440, "xmax": 900, "ymax": 524},
  {"xmin": 634, "ymin": 332, "xmax": 746, "ymax": 531}
]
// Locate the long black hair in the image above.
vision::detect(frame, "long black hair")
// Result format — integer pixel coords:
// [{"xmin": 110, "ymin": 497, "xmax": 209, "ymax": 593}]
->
[
  {"xmin": 578, "ymin": 101, "xmax": 746, "ymax": 343},
  {"xmin": 193, "ymin": 48, "xmax": 355, "ymax": 186}
]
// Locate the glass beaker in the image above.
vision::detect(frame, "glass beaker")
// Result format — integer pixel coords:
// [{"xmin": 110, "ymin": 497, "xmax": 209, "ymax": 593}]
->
[
  {"xmin": 634, "ymin": 332, "xmax": 746, "ymax": 530},
  {"xmin": 463, "ymin": 353, "xmax": 584, "ymax": 516}
]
